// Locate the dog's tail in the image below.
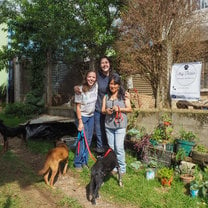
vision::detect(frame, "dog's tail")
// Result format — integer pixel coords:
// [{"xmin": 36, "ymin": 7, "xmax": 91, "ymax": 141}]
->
[{"xmin": 38, "ymin": 163, "xmax": 50, "ymax": 175}]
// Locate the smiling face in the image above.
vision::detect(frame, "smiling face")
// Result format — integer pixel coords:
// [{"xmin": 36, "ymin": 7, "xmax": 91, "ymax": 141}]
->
[
  {"xmin": 100, "ymin": 57, "xmax": 110, "ymax": 75},
  {"xmin": 86, "ymin": 71, "xmax": 96, "ymax": 87},
  {"xmin": 109, "ymin": 79, "xmax": 119, "ymax": 94}
]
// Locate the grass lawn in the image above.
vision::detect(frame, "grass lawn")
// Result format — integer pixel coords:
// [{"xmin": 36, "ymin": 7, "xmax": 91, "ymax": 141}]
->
[
  {"xmin": 27, "ymin": 139, "xmax": 208, "ymax": 208},
  {"xmin": 0, "ymin": 114, "xmax": 207, "ymax": 208}
]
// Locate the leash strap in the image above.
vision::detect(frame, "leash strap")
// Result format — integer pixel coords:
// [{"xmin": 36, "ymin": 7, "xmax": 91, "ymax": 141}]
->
[
  {"xmin": 114, "ymin": 105, "xmax": 123, "ymax": 124},
  {"xmin": 76, "ymin": 131, "xmax": 83, "ymax": 156},
  {"xmin": 82, "ymin": 129, "xmax": 97, "ymax": 162}
]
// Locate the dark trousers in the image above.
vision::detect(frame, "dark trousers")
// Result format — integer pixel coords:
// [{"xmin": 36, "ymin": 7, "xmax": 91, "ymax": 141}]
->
[{"xmin": 94, "ymin": 110, "xmax": 107, "ymax": 148}]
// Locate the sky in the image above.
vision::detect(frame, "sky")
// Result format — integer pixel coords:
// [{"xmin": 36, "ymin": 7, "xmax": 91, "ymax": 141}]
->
[{"xmin": 0, "ymin": 70, "xmax": 7, "ymax": 85}]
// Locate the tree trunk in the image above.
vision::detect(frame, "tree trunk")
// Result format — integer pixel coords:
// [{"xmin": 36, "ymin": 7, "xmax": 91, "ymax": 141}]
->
[{"xmin": 46, "ymin": 50, "xmax": 52, "ymax": 107}]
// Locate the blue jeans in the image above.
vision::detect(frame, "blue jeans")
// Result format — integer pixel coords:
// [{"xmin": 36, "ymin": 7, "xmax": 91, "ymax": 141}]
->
[
  {"xmin": 74, "ymin": 116, "xmax": 94, "ymax": 168},
  {"xmin": 94, "ymin": 110, "xmax": 107, "ymax": 148},
  {"xmin": 105, "ymin": 128, "xmax": 126, "ymax": 173}
]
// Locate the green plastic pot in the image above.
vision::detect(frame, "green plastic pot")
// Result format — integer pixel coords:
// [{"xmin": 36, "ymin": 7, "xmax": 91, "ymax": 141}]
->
[{"xmin": 176, "ymin": 139, "xmax": 195, "ymax": 156}]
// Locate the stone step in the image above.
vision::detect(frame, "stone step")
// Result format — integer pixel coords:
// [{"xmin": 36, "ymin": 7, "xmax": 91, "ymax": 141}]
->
[{"xmin": 46, "ymin": 106, "xmax": 75, "ymax": 120}]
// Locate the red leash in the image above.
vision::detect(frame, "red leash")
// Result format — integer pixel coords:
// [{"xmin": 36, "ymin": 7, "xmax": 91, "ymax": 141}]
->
[
  {"xmin": 114, "ymin": 105, "xmax": 123, "ymax": 124},
  {"xmin": 83, "ymin": 129, "xmax": 97, "ymax": 162}
]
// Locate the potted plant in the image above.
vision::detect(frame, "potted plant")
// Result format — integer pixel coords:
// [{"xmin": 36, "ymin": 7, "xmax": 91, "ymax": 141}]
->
[
  {"xmin": 151, "ymin": 124, "xmax": 174, "ymax": 152},
  {"xmin": 157, "ymin": 167, "xmax": 174, "ymax": 187},
  {"xmin": 191, "ymin": 144, "xmax": 208, "ymax": 166},
  {"xmin": 190, "ymin": 181, "xmax": 200, "ymax": 198},
  {"xmin": 178, "ymin": 161, "xmax": 196, "ymax": 185},
  {"xmin": 126, "ymin": 127, "xmax": 145, "ymax": 142},
  {"xmin": 175, "ymin": 128, "xmax": 198, "ymax": 156},
  {"xmin": 161, "ymin": 113, "xmax": 172, "ymax": 126},
  {"xmin": 201, "ymin": 180, "xmax": 208, "ymax": 198},
  {"xmin": 134, "ymin": 134, "xmax": 152, "ymax": 163},
  {"xmin": 145, "ymin": 160, "xmax": 158, "ymax": 180},
  {"xmin": 151, "ymin": 126, "xmax": 165, "ymax": 146}
]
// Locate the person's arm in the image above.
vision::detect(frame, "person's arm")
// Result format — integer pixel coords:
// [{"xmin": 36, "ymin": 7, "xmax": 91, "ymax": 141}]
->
[
  {"xmin": 123, "ymin": 97, "xmax": 133, "ymax": 113},
  {"xmin": 101, "ymin": 95, "xmax": 113, "ymax": 115},
  {"xmin": 112, "ymin": 98, "xmax": 132, "ymax": 113},
  {"xmin": 74, "ymin": 85, "xmax": 82, "ymax": 95},
  {"xmin": 76, "ymin": 103, "xmax": 84, "ymax": 131}
]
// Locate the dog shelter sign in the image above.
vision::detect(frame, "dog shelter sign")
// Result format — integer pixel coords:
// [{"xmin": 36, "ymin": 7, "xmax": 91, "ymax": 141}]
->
[{"xmin": 170, "ymin": 62, "xmax": 202, "ymax": 101}]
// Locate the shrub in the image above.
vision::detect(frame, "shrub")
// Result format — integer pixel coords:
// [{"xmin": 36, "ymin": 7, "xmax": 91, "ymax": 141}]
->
[{"xmin": 3, "ymin": 102, "xmax": 43, "ymax": 117}]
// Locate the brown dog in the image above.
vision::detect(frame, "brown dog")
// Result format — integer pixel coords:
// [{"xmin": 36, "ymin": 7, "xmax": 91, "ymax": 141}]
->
[{"xmin": 38, "ymin": 140, "xmax": 69, "ymax": 187}]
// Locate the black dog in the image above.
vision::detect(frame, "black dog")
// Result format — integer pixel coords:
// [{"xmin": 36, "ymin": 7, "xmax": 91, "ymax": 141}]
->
[
  {"xmin": 0, "ymin": 120, "xmax": 28, "ymax": 152},
  {"xmin": 87, "ymin": 147, "xmax": 123, "ymax": 205}
]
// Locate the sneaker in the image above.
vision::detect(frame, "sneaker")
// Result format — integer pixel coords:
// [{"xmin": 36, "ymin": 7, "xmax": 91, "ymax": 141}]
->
[
  {"xmin": 75, "ymin": 167, "xmax": 83, "ymax": 172},
  {"xmin": 82, "ymin": 164, "xmax": 89, "ymax": 169}
]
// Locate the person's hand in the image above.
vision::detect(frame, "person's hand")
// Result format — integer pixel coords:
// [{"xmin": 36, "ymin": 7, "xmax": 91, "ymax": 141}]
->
[
  {"xmin": 74, "ymin": 85, "xmax": 81, "ymax": 95},
  {"xmin": 78, "ymin": 122, "xmax": 84, "ymax": 131},
  {"xmin": 112, "ymin": 106, "xmax": 119, "ymax": 112},
  {"xmin": 106, "ymin": 108, "xmax": 113, "ymax": 115}
]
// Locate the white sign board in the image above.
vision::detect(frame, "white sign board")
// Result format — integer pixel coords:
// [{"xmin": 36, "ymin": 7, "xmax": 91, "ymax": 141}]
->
[{"xmin": 170, "ymin": 62, "xmax": 201, "ymax": 101}]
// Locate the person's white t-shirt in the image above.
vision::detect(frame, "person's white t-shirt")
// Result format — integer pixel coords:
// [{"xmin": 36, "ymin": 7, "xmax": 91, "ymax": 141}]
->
[{"xmin": 75, "ymin": 83, "xmax": 98, "ymax": 117}]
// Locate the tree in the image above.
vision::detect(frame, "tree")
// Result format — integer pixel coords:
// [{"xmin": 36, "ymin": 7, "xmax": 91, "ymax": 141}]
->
[
  {"xmin": 0, "ymin": 0, "xmax": 124, "ymax": 106},
  {"xmin": 115, "ymin": 0, "xmax": 207, "ymax": 108}
]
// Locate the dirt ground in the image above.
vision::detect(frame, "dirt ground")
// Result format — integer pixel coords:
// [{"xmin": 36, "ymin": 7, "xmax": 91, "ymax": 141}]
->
[{"xmin": 0, "ymin": 138, "xmax": 129, "ymax": 208}]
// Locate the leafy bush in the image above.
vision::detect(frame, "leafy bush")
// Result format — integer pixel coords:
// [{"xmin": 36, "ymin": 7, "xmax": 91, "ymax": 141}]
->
[
  {"xmin": 0, "ymin": 83, "xmax": 7, "ymax": 103},
  {"xmin": 3, "ymin": 102, "xmax": 43, "ymax": 117},
  {"xmin": 179, "ymin": 128, "xmax": 198, "ymax": 142}
]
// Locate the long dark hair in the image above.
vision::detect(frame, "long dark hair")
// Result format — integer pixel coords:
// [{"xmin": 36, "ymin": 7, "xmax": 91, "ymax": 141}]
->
[
  {"xmin": 107, "ymin": 73, "xmax": 125, "ymax": 100},
  {"xmin": 82, "ymin": 69, "xmax": 97, "ymax": 93}
]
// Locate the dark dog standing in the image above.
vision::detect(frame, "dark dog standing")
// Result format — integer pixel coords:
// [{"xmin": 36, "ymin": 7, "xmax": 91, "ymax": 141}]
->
[
  {"xmin": 87, "ymin": 147, "xmax": 123, "ymax": 205},
  {"xmin": 0, "ymin": 120, "xmax": 28, "ymax": 152}
]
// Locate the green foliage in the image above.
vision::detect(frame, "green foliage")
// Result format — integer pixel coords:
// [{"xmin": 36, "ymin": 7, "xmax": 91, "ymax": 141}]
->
[
  {"xmin": 127, "ymin": 109, "xmax": 139, "ymax": 129},
  {"xmin": 161, "ymin": 113, "xmax": 172, "ymax": 123},
  {"xmin": 157, "ymin": 167, "xmax": 174, "ymax": 180},
  {"xmin": 0, "ymin": 0, "xmax": 124, "ymax": 105},
  {"xmin": 175, "ymin": 148, "xmax": 186, "ymax": 162},
  {"xmin": 3, "ymin": 102, "xmax": 43, "ymax": 117},
  {"xmin": 0, "ymin": 138, "xmax": 206, "ymax": 207},
  {"xmin": 0, "ymin": 83, "xmax": 7, "ymax": 103},
  {"xmin": 25, "ymin": 89, "xmax": 44, "ymax": 108},
  {"xmin": 152, "ymin": 127, "xmax": 165, "ymax": 142},
  {"xmin": 152, "ymin": 116, "xmax": 174, "ymax": 142},
  {"xmin": 179, "ymin": 128, "xmax": 198, "ymax": 142},
  {"xmin": 194, "ymin": 144, "xmax": 208, "ymax": 153},
  {"xmin": 126, "ymin": 126, "xmax": 146, "ymax": 140},
  {"xmin": 130, "ymin": 160, "xmax": 142, "ymax": 170}
]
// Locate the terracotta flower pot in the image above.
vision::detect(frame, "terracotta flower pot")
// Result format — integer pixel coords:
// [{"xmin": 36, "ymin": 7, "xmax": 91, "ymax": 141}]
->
[
  {"xmin": 161, "ymin": 176, "xmax": 173, "ymax": 187},
  {"xmin": 180, "ymin": 174, "xmax": 195, "ymax": 185}
]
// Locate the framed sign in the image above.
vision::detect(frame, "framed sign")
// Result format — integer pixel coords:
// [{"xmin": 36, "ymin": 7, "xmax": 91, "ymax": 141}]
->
[{"xmin": 170, "ymin": 62, "xmax": 202, "ymax": 101}]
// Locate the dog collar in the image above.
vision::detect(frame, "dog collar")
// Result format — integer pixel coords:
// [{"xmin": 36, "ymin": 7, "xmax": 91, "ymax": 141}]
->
[{"xmin": 104, "ymin": 148, "xmax": 112, "ymax": 158}]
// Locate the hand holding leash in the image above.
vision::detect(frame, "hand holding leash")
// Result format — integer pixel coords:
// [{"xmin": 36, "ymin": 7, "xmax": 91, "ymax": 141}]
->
[{"xmin": 114, "ymin": 105, "xmax": 123, "ymax": 124}]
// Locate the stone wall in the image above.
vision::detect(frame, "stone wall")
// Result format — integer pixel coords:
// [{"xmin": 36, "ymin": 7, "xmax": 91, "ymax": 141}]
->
[
  {"xmin": 47, "ymin": 106, "xmax": 208, "ymax": 147},
  {"xmin": 133, "ymin": 109, "xmax": 208, "ymax": 147}
]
